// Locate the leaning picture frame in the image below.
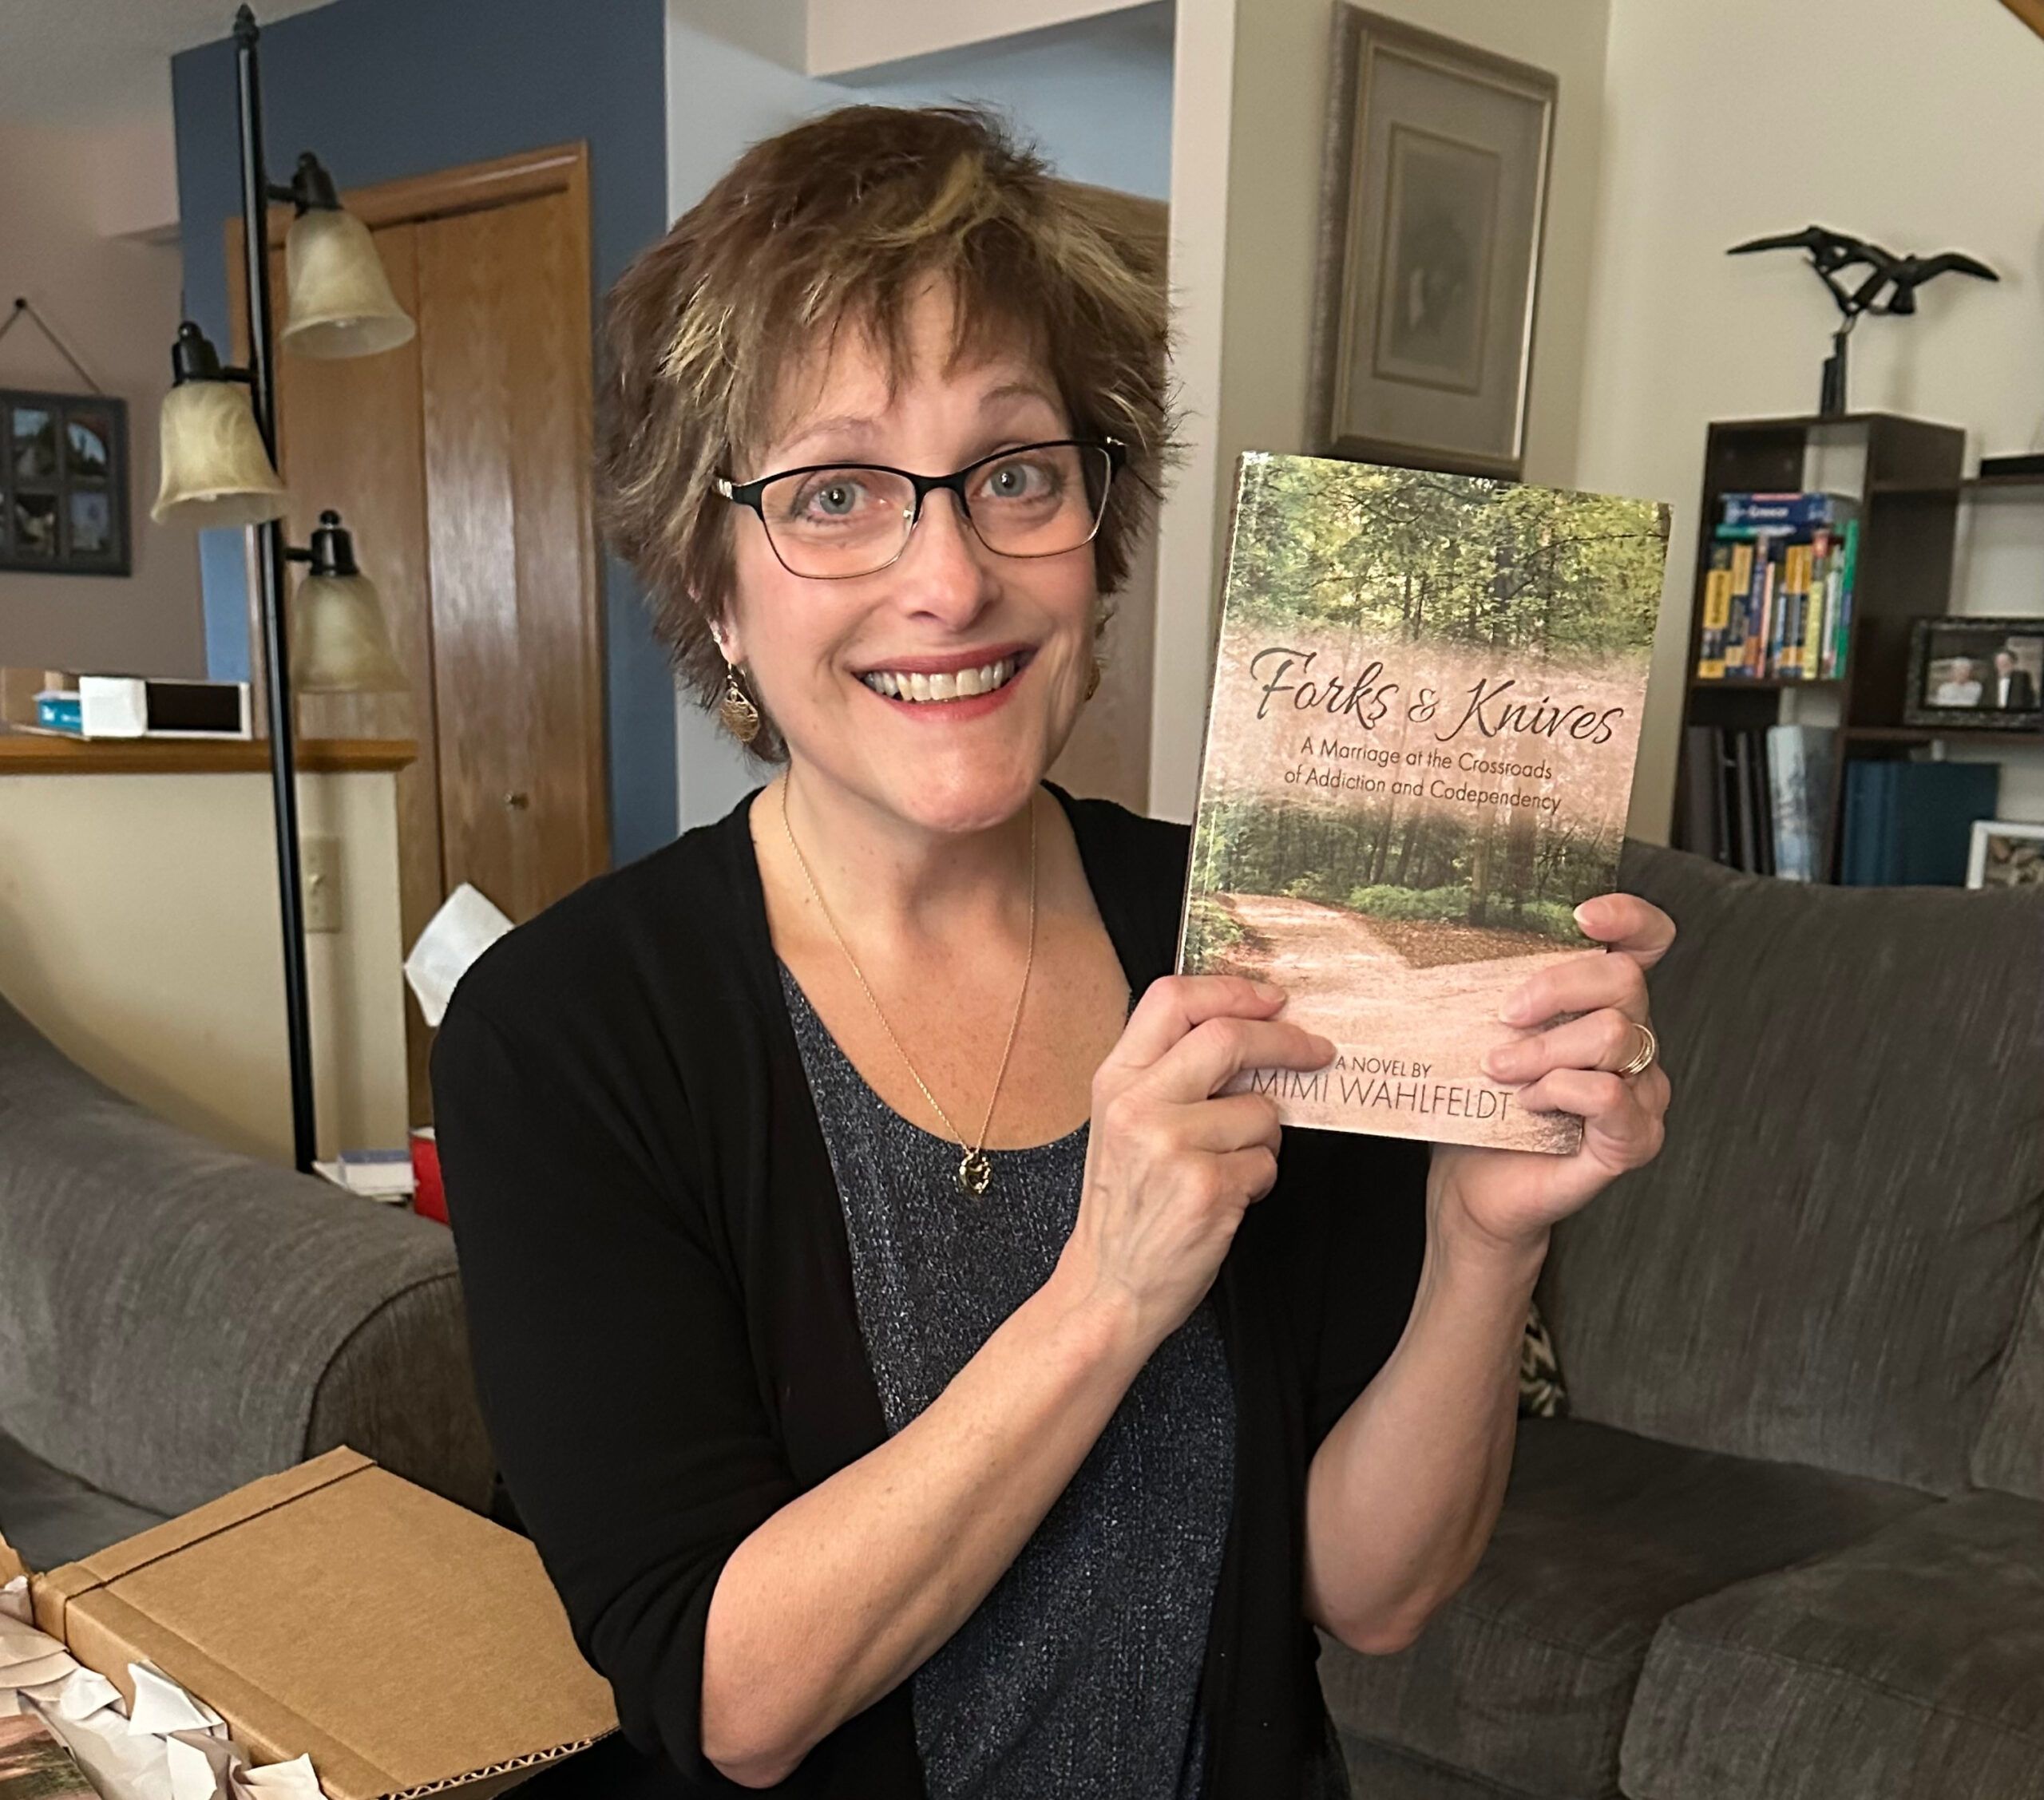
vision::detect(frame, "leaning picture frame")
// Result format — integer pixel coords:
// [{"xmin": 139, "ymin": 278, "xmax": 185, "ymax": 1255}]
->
[
  {"xmin": 1, "ymin": 388, "xmax": 132, "ymax": 577},
  {"xmin": 1967, "ymin": 818, "xmax": 2044, "ymax": 890},
  {"xmin": 1902, "ymin": 615, "xmax": 2044, "ymax": 732},
  {"xmin": 1307, "ymin": 6, "xmax": 1556, "ymax": 479}
]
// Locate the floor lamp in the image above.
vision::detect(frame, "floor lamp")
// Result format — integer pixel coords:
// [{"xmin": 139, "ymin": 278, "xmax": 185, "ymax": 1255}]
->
[{"xmin": 153, "ymin": 6, "xmax": 411, "ymax": 1173}]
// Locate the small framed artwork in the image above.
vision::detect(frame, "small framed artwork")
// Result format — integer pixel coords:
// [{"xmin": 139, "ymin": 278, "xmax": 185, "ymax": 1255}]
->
[
  {"xmin": 0, "ymin": 389, "xmax": 131, "ymax": 576},
  {"xmin": 1308, "ymin": 6, "xmax": 1556, "ymax": 478},
  {"xmin": 1967, "ymin": 819, "xmax": 2044, "ymax": 889},
  {"xmin": 1903, "ymin": 616, "xmax": 2043, "ymax": 731}
]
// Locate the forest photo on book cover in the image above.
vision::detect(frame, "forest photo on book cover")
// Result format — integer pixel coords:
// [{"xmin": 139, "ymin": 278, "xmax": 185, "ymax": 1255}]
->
[{"xmin": 1182, "ymin": 456, "xmax": 1666, "ymax": 1151}]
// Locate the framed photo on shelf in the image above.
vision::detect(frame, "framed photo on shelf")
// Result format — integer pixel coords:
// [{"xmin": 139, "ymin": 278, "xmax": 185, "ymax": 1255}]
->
[
  {"xmin": 1306, "ymin": 6, "xmax": 1556, "ymax": 478},
  {"xmin": 1967, "ymin": 818, "xmax": 2044, "ymax": 889},
  {"xmin": 1903, "ymin": 616, "xmax": 2043, "ymax": 731},
  {"xmin": 1, "ymin": 389, "xmax": 131, "ymax": 577}
]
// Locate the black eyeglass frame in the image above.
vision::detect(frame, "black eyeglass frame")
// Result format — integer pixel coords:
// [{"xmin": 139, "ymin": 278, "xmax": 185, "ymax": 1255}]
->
[{"xmin": 714, "ymin": 437, "xmax": 1127, "ymax": 580}]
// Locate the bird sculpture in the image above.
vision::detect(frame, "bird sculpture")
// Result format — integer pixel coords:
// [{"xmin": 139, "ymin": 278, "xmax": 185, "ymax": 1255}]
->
[{"xmin": 1727, "ymin": 225, "xmax": 1998, "ymax": 416}]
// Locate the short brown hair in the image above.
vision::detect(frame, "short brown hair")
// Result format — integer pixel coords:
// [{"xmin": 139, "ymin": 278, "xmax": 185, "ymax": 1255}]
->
[{"xmin": 596, "ymin": 104, "xmax": 1176, "ymax": 758}]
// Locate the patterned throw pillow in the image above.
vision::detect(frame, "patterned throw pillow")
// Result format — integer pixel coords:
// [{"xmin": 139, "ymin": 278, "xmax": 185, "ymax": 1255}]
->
[{"xmin": 1519, "ymin": 1299, "xmax": 1568, "ymax": 1418}]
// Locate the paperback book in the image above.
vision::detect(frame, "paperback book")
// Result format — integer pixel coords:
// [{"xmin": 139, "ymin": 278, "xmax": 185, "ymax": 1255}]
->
[
  {"xmin": 0, "ymin": 1714, "xmax": 97, "ymax": 1800},
  {"xmin": 1176, "ymin": 453, "xmax": 1671, "ymax": 1154}
]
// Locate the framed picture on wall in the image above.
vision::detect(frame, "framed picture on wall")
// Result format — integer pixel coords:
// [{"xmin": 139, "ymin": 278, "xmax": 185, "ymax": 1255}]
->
[
  {"xmin": 1307, "ymin": 6, "xmax": 1556, "ymax": 478},
  {"xmin": 1903, "ymin": 615, "xmax": 2044, "ymax": 731},
  {"xmin": 0, "ymin": 389, "xmax": 131, "ymax": 577}
]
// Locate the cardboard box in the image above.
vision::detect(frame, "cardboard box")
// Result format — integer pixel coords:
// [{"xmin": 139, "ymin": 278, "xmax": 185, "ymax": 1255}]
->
[{"xmin": 17, "ymin": 1447, "xmax": 617, "ymax": 1799}]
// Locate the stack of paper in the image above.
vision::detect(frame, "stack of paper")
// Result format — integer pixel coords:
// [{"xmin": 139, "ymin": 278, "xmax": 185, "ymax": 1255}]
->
[{"xmin": 310, "ymin": 1152, "xmax": 414, "ymax": 1202}]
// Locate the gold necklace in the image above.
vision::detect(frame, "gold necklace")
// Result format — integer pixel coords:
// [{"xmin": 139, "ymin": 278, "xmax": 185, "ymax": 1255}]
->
[{"xmin": 778, "ymin": 777, "xmax": 1036, "ymax": 1197}]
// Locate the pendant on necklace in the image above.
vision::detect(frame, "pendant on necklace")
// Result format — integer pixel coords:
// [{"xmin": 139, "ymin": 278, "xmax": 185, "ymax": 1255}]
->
[{"xmin": 957, "ymin": 1149, "xmax": 992, "ymax": 1197}]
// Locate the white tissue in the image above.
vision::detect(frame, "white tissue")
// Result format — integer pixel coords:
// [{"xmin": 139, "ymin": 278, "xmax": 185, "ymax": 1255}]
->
[
  {"xmin": 239, "ymin": 1752, "xmax": 323, "ymax": 1797},
  {"xmin": 129, "ymin": 1661, "xmax": 226, "ymax": 1737},
  {"xmin": 0, "ymin": 1612, "xmax": 327, "ymax": 1800},
  {"xmin": 403, "ymin": 883, "xmax": 515, "ymax": 1027}
]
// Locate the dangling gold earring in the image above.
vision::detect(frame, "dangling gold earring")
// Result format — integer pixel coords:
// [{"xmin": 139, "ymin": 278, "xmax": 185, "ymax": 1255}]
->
[
  {"xmin": 1083, "ymin": 656, "xmax": 1103, "ymax": 703},
  {"xmin": 719, "ymin": 662, "xmax": 762, "ymax": 744}
]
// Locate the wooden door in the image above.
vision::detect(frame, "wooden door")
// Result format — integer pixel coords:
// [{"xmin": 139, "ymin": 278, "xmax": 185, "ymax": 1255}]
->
[
  {"xmin": 234, "ymin": 144, "xmax": 606, "ymax": 1126},
  {"xmin": 416, "ymin": 185, "xmax": 605, "ymax": 922}
]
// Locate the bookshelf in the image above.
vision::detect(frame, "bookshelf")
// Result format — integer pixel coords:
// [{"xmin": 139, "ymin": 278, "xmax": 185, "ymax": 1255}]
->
[{"xmin": 1674, "ymin": 412, "xmax": 1977, "ymax": 878}]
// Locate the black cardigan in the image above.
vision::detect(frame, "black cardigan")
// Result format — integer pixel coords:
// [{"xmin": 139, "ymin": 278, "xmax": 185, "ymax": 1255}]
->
[{"xmin": 430, "ymin": 783, "xmax": 1428, "ymax": 1798}]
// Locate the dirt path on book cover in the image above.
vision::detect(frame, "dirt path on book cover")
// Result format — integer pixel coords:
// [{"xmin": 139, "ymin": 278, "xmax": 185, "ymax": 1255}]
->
[{"xmin": 1211, "ymin": 892, "xmax": 1579, "ymax": 1154}]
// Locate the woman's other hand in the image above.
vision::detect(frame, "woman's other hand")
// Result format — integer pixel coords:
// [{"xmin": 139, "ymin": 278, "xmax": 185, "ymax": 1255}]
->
[
  {"xmin": 1433, "ymin": 892, "xmax": 1675, "ymax": 1261},
  {"xmin": 1058, "ymin": 975, "xmax": 1333, "ymax": 1349}
]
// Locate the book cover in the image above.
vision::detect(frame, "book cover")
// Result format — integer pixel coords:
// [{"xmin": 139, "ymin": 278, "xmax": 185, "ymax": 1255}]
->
[
  {"xmin": 1765, "ymin": 725, "xmax": 1834, "ymax": 881},
  {"xmin": 1176, "ymin": 453, "xmax": 1671, "ymax": 1155},
  {"xmin": 1840, "ymin": 760, "xmax": 1996, "ymax": 886},
  {"xmin": 0, "ymin": 1715, "xmax": 97, "ymax": 1800},
  {"xmin": 1718, "ymin": 490, "xmax": 1853, "ymax": 534},
  {"xmin": 1679, "ymin": 725, "xmax": 1726, "ymax": 860},
  {"xmin": 1696, "ymin": 543, "xmax": 1733, "ymax": 680}
]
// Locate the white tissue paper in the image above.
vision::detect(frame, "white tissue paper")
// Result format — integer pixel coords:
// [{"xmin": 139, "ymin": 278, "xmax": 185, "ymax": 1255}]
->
[
  {"xmin": 402, "ymin": 883, "xmax": 514, "ymax": 1028},
  {"xmin": 0, "ymin": 1578, "xmax": 326, "ymax": 1799}
]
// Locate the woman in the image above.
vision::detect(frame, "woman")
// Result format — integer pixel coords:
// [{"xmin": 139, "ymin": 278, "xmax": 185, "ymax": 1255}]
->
[{"xmin": 432, "ymin": 105, "xmax": 1674, "ymax": 1800}]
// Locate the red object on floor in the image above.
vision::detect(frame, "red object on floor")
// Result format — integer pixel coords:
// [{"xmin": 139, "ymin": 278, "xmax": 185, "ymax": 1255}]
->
[{"xmin": 411, "ymin": 1127, "xmax": 446, "ymax": 1225}]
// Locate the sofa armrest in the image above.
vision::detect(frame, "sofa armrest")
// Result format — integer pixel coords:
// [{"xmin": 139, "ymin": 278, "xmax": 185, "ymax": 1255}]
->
[{"xmin": 0, "ymin": 1003, "xmax": 495, "ymax": 1518}]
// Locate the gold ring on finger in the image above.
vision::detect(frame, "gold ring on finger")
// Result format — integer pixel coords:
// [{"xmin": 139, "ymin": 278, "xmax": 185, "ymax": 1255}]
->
[{"xmin": 1615, "ymin": 1020, "xmax": 1658, "ymax": 1080}]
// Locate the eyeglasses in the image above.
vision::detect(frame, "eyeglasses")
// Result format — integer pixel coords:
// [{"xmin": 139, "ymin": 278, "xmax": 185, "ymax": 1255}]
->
[{"xmin": 715, "ymin": 437, "xmax": 1125, "ymax": 581}]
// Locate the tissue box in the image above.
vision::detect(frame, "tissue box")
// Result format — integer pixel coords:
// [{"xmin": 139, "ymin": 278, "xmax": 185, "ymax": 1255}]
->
[{"xmin": 22, "ymin": 1449, "xmax": 617, "ymax": 1799}]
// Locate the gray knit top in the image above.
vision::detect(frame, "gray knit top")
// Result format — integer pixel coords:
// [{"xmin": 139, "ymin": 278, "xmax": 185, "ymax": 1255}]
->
[{"xmin": 778, "ymin": 962, "xmax": 1237, "ymax": 1800}]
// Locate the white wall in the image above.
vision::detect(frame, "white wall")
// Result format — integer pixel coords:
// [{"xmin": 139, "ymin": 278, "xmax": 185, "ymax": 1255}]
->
[
  {"xmin": 0, "ymin": 768, "xmax": 410, "ymax": 1165},
  {"xmin": 0, "ymin": 119, "xmax": 204, "ymax": 678},
  {"xmin": 1150, "ymin": 0, "xmax": 1613, "ymax": 820},
  {"xmin": 1579, "ymin": 0, "xmax": 2044, "ymax": 836}
]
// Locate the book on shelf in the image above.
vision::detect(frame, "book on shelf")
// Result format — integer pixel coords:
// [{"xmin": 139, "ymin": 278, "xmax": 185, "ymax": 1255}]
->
[
  {"xmin": 1694, "ymin": 494, "xmax": 1857, "ymax": 682},
  {"xmin": 1718, "ymin": 490, "xmax": 1852, "ymax": 535},
  {"xmin": 1176, "ymin": 452, "xmax": 1670, "ymax": 1156},
  {"xmin": 1840, "ymin": 760, "xmax": 2001, "ymax": 886},
  {"xmin": 1765, "ymin": 725, "xmax": 1835, "ymax": 881},
  {"xmin": 1678, "ymin": 722, "xmax": 1836, "ymax": 880}
]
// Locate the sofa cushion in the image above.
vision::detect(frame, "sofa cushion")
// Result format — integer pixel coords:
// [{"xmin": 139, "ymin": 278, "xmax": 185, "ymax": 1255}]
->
[
  {"xmin": 1538, "ymin": 843, "xmax": 2044, "ymax": 1494},
  {"xmin": 0, "ymin": 989, "xmax": 494, "ymax": 1517},
  {"xmin": 1317, "ymin": 1418, "xmax": 1930, "ymax": 1800},
  {"xmin": 1972, "ymin": 1229, "xmax": 2044, "ymax": 1501},
  {"xmin": 1621, "ymin": 1491, "xmax": 2044, "ymax": 1800},
  {"xmin": 0, "ymin": 1425, "xmax": 170, "ymax": 1572}
]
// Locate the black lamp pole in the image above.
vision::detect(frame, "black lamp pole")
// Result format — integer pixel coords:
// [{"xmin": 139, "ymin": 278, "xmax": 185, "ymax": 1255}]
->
[{"xmin": 232, "ymin": 3, "xmax": 319, "ymax": 1173}]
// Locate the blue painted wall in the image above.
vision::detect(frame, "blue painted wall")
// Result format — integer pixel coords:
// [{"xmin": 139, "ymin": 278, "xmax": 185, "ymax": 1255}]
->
[
  {"xmin": 172, "ymin": 0, "xmax": 675, "ymax": 863},
  {"xmin": 833, "ymin": 3, "xmax": 1174, "ymax": 202}
]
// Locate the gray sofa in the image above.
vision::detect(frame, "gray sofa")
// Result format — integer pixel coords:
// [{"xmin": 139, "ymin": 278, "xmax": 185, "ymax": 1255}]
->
[
  {"xmin": 1321, "ymin": 839, "xmax": 2044, "ymax": 1800},
  {"xmin": 6, "ymin": 842, "xmax": 2041, "ymax": 1800},
  {"xmin": 0, "ymin": 991, "xmax": 493, "ymax": 1573}
]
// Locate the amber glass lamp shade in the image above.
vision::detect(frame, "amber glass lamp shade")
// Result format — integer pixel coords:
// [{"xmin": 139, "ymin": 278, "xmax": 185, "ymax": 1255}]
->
[
  {"xmin": 152, "ymin": 325, "xmax": 290, "ymax": 528},
  {"xmin": 291, "ymin": 571, "xmax": 408, "ymax": 690},
  {"xmin": 280, "ymin": 206, "xmax": 416, "ymax": 360},
  {"xmin": 291, "ymin": 512, "xmax": 407, "ymax": 692}
]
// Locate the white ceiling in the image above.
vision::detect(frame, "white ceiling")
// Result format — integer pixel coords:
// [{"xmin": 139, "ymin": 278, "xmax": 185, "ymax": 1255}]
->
[{"xmin": 0, "ymin": 0, "xmax": 335, "ymax": 127}]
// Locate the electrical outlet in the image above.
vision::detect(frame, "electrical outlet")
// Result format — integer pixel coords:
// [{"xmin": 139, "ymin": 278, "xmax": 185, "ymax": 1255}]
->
[{"xmin": 303, "ymin": 835, "xmax": 342, "ymax": 933}]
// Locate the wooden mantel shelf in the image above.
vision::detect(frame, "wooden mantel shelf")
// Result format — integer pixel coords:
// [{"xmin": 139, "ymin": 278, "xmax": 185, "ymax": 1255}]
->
[{"xmin": 0, "ymin": 733, "xmax": 417, "ymax": 775}]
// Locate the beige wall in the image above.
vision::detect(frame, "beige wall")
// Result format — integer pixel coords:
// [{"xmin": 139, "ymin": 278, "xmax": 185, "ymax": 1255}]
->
[
  {"xmin": 1577, "ymin": 0, "xmax": 2044, "ymax": 837},
  {"xmin": 1150, "ymin": 0, "xmax": 1612, "ymax": 820},
  {"xmin": 0, "ymin": 117, "xmax": 204, "ymax": 678},
  {"xmin": 0, "ymin": 769, "xmax": 410, "ymax": 1165}
]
